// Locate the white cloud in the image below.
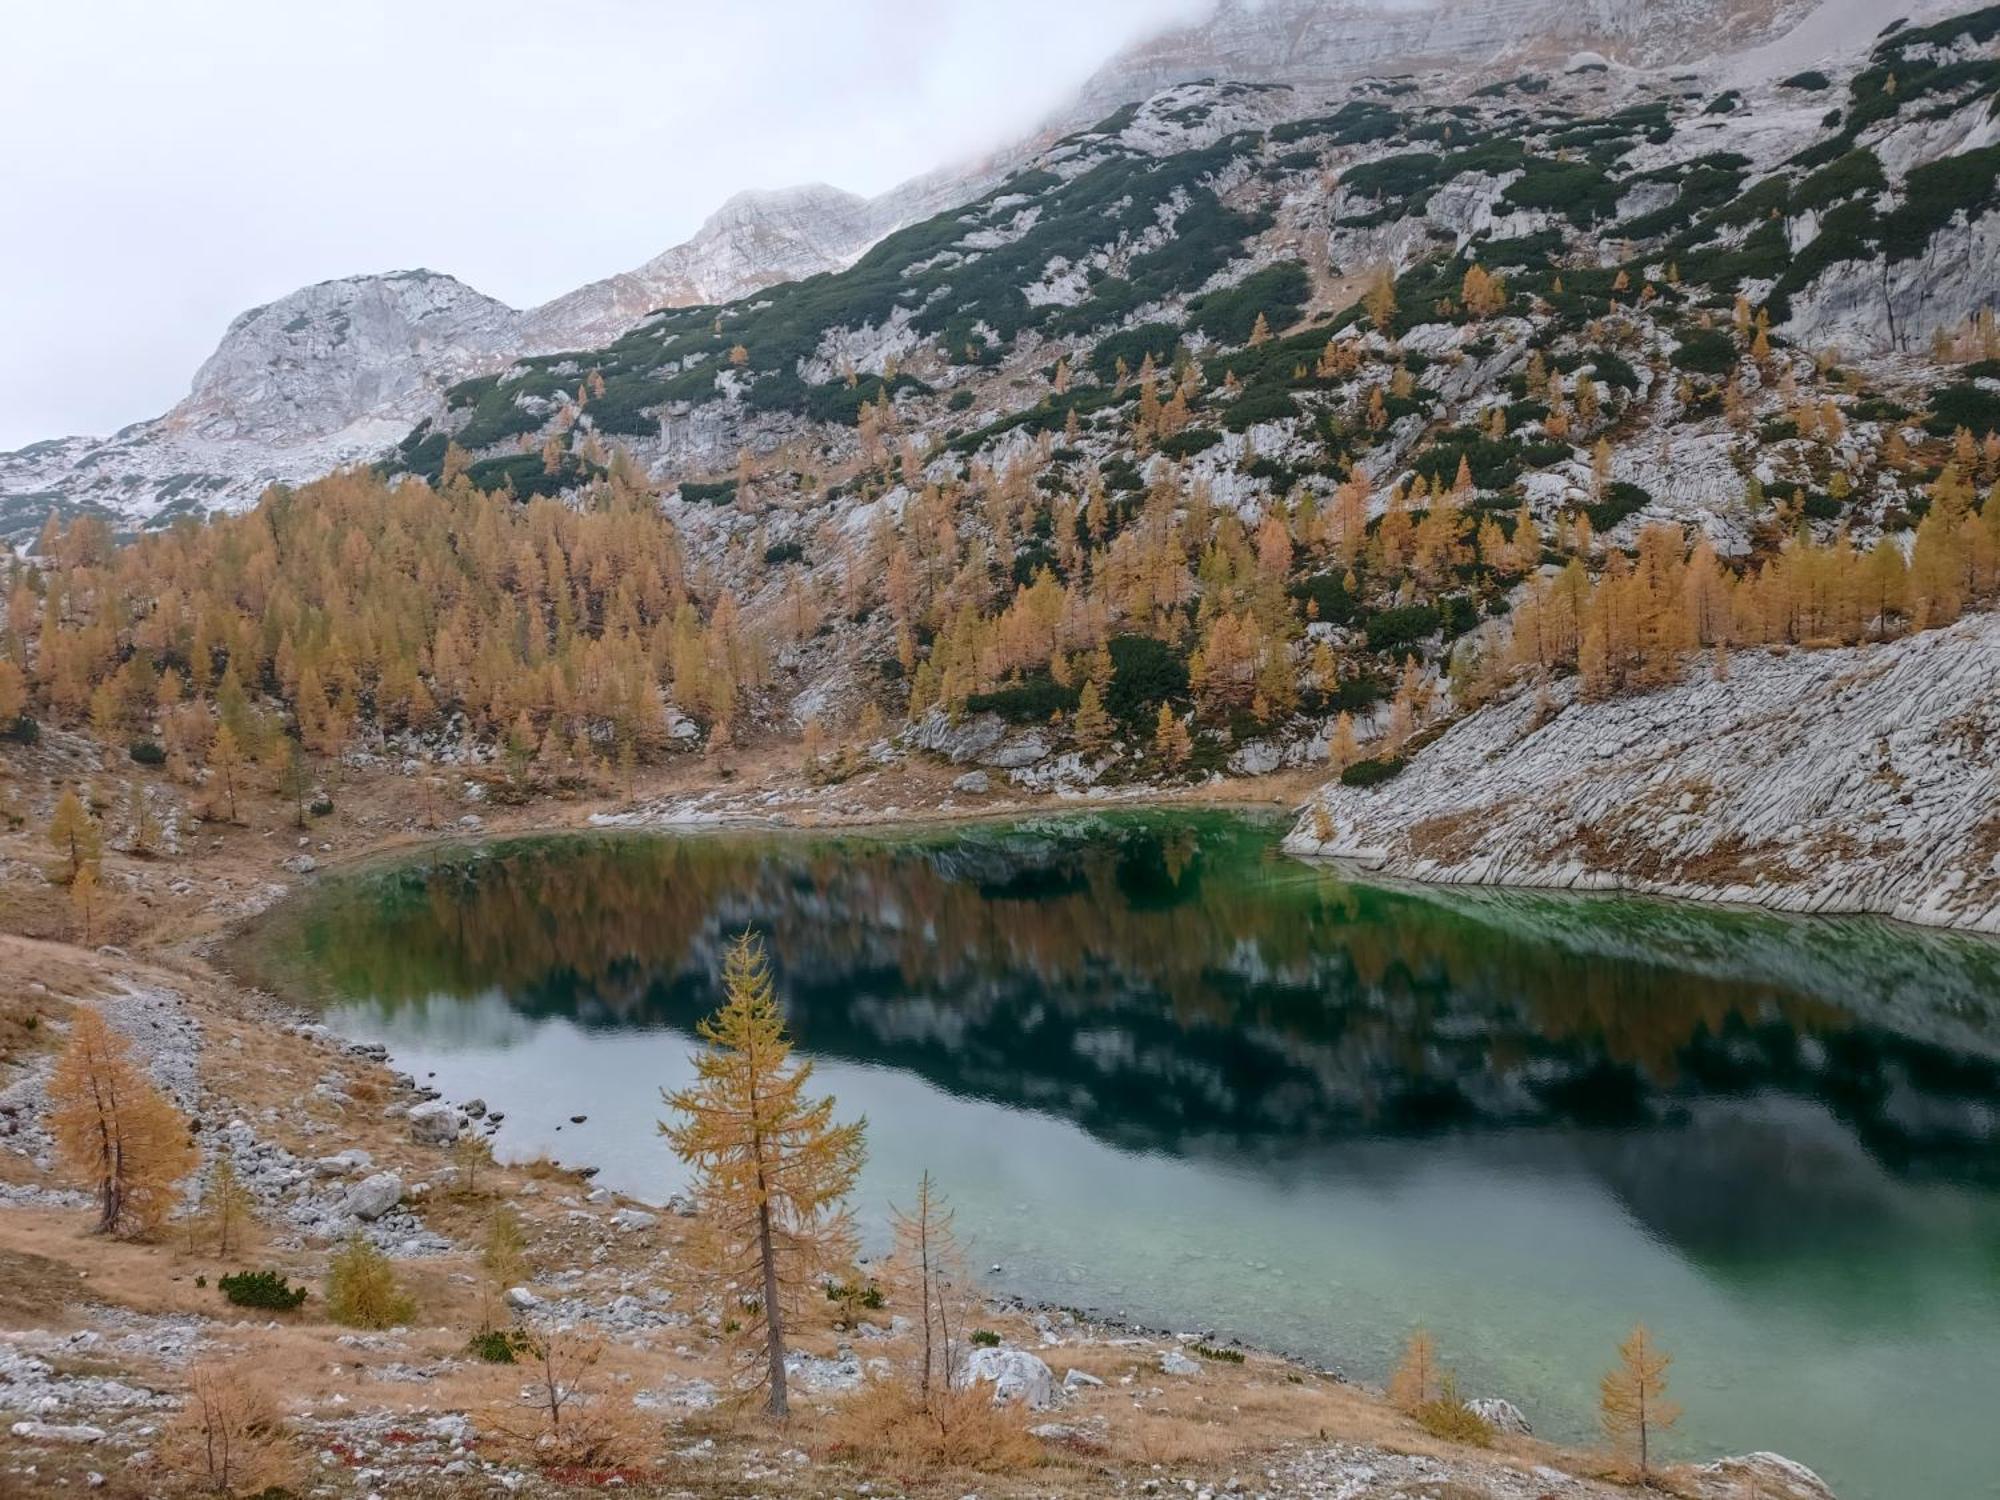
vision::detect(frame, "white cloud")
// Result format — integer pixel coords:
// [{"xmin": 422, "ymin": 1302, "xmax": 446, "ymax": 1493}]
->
[{"xmin": 0, "ymin": 0, "xmax": 1210, "ymax": 449}]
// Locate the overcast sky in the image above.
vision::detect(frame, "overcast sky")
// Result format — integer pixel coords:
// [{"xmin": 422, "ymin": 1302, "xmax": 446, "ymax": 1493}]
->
[{"xmin": 0, "ymin": 0, "xmax": 1211, "ymax": 450}]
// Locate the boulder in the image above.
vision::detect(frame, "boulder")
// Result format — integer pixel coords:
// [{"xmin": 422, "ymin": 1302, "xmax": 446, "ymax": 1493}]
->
[
  {"xmin": 10, "ymin": 1422, "xmax": 106, "ymax": 1444},
  {"xmin": 342, "ymin": 1171, "xmax": 404, "ymax": 1221},
  {"xmin": 407, "ymin": 1101, "xmax": 465, "ymax": 1145},
  {"xmin": 610, "ymin": 1207, "xmax": 659, "ymax": 1232},
  {"xmin": 979, "ymin": 731, "xmax": 1050, "ymax": 770},
  {"xmin": 951, "ymin": 770, "xmax": 992, "ymax": 795},
  {"xmin": 1159, "ymin": 1348, "xmax": 1201, "ymax": 1377},
  {"xmin": 963, "ymin": 1347, "xmax": 1058, "ymax": 1410},
  {"xmin": 1466, "ymin": 1397, "xmax": 1531, "ymax": 1436},
  {"xmin": 1063, "ymin": 1368, "xmax": 1104, "ymax": 1391},
  {"xmin": 1680, "ymin": 1454, "xmax": 1838, "ymax": 1500},
  {"xmin": 504, "ymin": 1286, "xmax": 541, "ymax": 1311},
  {"xmin": 313, "ymin": 1149, "xmax": 372, "ymax": 1178}
]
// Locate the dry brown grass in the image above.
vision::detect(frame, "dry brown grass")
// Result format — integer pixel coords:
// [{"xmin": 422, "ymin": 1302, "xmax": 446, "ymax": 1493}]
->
[
  {"xmin": 822, "ymin": 1376, "xmax": 1041, "ymax": 1478},
  {"xmin": 159, "ymin": 1363, "xmax": 300, "ymax": 1496}
]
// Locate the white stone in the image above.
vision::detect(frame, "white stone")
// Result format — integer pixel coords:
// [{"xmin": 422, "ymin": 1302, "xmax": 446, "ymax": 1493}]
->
[
  {"xmin": 10, "ymin": 1422, "xmax": 107, "ymax": 1444},
  {"xmin": 962, "ymin": 1347, "xmax": 1060, "ymax": 1410}
]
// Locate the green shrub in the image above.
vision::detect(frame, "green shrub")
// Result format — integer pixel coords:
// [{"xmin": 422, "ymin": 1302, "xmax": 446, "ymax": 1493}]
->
[
  {"xmin": 1926, "ymin": 383, "xmax": 2000, "ymax": 438},
  {"xmin": 677, "ymin": 479, "xmax": 738, "ymax": 506},
  {"xmin": 1672, "ymin": 328, "xmax": 1739, "ymax": 374},
  {"xmin": 1291, "ymin": 573, "xmax": 1359, "ymax": 626},
  {"xmin": 1188, "ymin": 261, "xmax": 1309, "ymax": 346},
  {"xmin": 1193, "ymin": 1342, "xmax": 1245, "ymax": 1363},
  {"xmin": 762, "ymin": 541, "xmax": 805, "ymax": 566},
  {"xmin": 970, "ymin": 1329, "xmax": 1002, "ymax": 1348},
  {"xmin": 1365, "ymin": 604, "xmax": 1441, "ymax": 653},
  {"xmin": 467, "ymin": 1328, "xmax": 531, "ymax": 1364},
  {"xmin": 1341, "ymin": 756, "xmax": 1407, "ymax": 789},
  {"xmin": 1105, "ymin": 634, "xmax": 1190, "ymax": 723},
  {"xmin": 966, "ymin": 674, "xmax": 1078, "ymax": 723},
  {"xmin": 1223, "ymin": 388, "xmax": 1300, "ymax": 432},
  {"xmin": 1159, "ymin": 428, "xmax": 1224, "ymax": 459},
  {"xmin": 1791, "ymin": 149, "xmax": 1886, "ymax": 213},
  {"xmin": 1583, "ymin": 482, "xmax": 1653, "ymax": 533},
  {"xmin": 218, "ymin": 1270, "xmax": 307, "ymax": 1311},
  {"xmin": 128, "ymin": 740, "xmax": 167, "ymax": 766},
  {"xmin": 1090, "ymin": 322, "xmax": 1183, "ymax": 381},
  {"xmin": 3, "ymin": 715, "xmax": 37, "ymax": 745}
]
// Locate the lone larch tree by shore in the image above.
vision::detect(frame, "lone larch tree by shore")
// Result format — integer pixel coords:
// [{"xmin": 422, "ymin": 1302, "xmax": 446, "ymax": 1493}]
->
[{"xmin": 661, "ymin": 931, "xmax": 866, "ymax": 1418}]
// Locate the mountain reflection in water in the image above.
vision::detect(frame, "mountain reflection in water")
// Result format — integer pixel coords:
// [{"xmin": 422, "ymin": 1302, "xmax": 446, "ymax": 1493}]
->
[
  {"xmin": 243, "ymin": 813, "xmax": 2000, "ymax": 1500},
  {"xmin": 258, "ymin": 814, "xmax": 2000, "ymax": 1198}
]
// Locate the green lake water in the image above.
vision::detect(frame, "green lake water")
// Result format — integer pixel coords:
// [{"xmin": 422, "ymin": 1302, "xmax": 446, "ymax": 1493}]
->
[{"xmin": 243, "ymin": 811, "xmax": 2000, "ymax": 1500}]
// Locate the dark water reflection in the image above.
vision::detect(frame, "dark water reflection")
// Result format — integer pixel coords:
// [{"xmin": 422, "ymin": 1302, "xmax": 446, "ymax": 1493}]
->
[{"xmin": 244, "ymin": 813, "xmax": 2000, "ymax": 1500}]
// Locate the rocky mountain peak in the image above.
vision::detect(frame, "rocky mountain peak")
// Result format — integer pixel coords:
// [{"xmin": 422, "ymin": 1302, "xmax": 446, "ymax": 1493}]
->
[{"xmin": 177, "ymin": 269, "xmax": 520, "ymax": 444}]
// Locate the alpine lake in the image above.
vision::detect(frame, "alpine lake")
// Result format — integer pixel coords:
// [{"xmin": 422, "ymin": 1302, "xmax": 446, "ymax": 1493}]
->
[{"xmin": 238, "ymin": 810, "xmax": 2000, "ymax": 1500}]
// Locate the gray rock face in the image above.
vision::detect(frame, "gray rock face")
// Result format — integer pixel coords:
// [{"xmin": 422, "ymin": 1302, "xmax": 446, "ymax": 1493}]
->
[
  {"xmin": 0, "ymin": 177, "xmax": 1007, "ymax": 538},
  {"xmin": 980, "ymin": 731, "xmax": 1051, "ymax": 770},
  {"xmin": 182, "ymin": 270, "xmax": 518, "ymax": 447},
  {"xmin": 904, "ymin": 709, "xmax": 1008, "ymax": 765},
  {"xmin": 0, "ymin": 271, "xmax": 523, "ymax": 536},
  {"xmin": 1288, "ymin": 615, "xmax": 2000, "ymax": 935},
  {"xmin": 962, "ymin": 1347, "xmax": 1060, "ymax": 1409},
  {"xmin": 523, "ymin": 186, "xmax": 882, "ymax": 351},
  {"xmin": 342, "ymin": 1172, "xmax": 404, "ymax": 1222}
]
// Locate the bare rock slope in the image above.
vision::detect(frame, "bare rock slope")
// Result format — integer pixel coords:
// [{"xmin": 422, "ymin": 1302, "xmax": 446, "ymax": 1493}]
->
[{"xmin": 1286, "ymin": 616, "xmax": 2000, "ymax": 933}]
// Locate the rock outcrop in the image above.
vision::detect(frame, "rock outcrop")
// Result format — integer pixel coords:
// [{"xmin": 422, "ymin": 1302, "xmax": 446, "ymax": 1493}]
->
[
  {"xmin": 1070, "ymin": 0, "xmax": 1812, "ymax": 118},
  {"xmin": 1287, "ymin": 615, "xmax": 2000, "ymax": 933}
]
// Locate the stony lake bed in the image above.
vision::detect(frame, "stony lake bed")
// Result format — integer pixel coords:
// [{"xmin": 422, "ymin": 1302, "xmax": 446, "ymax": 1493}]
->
[{"xmin": 234, "ymin": 810, "xmax": 2000, "ymax": 1500}]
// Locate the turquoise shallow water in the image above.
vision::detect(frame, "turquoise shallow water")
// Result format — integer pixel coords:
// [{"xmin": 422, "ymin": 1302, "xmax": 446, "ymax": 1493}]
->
[{"xmin": 243, "ymin": 812, "xmax": 2000, "ymax": 1500}]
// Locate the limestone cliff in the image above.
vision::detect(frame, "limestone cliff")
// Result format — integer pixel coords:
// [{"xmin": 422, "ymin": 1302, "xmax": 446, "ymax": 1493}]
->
[{"xmin": 1285, "ymin": 615, "xmax": 2000, "ymax": 933}]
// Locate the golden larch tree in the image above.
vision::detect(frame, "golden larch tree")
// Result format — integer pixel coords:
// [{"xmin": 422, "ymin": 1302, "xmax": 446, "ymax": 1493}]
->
[
  {"xmin": 661, "ymin": 932, "xmax": 866, "ymax": 1418},
  {"xmin": 1600, "ymin": 1323, "xmax": 1680, "ymax": 1478},
  {"xmin": 1388, "ymin": 1327, "xmax": 1441, "ymax": 1411},
  {"xmin": 49, "ymin": 1007, "xmax": 195, "ymax": 1236},
  {"xmin": 48, "ymin": 785, "xmax": 101, "ymax": 885},
  {"xmin": 891, "ymin": 1170, "xmax": 968, "ymax": 1412}
]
